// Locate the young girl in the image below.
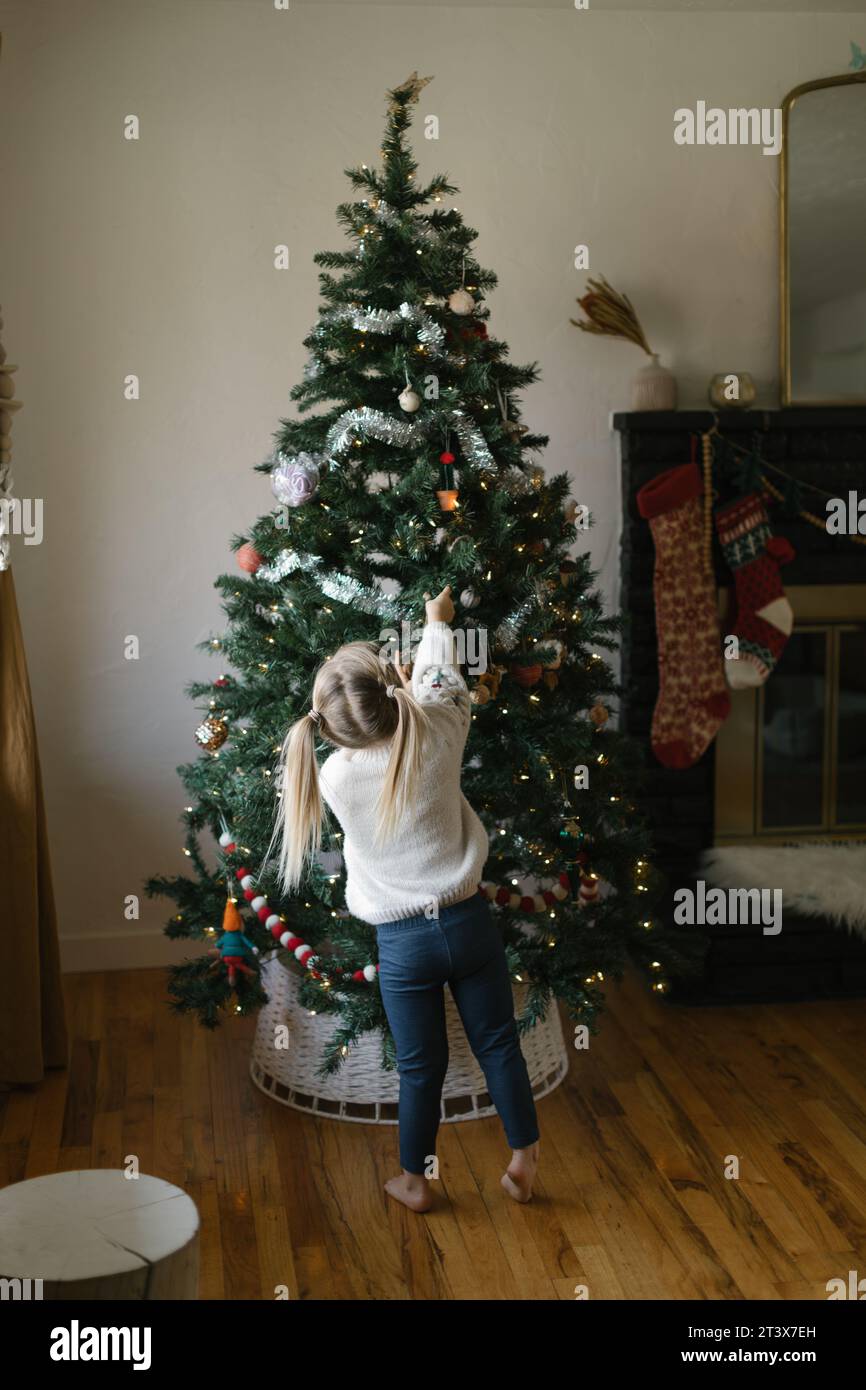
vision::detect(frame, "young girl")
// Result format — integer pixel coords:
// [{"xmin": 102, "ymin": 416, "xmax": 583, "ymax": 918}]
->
[{"xmin": 276, "ymin": 585, "xmax": 540, "ymax": 1212}]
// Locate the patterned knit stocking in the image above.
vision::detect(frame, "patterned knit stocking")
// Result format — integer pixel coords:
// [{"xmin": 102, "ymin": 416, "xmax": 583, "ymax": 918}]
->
[
  {"xmin": 715, "ymin": 493, "xmax": 795, "ymax": 689},
  {"xmin": 637, "ymin": 463, "xmax": 731, "ymax": 769}
]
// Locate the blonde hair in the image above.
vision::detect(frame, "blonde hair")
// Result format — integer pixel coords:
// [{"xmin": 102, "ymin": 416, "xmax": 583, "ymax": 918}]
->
[{"xmin": 273, "ymin": 641, "xmax": 430, "ymax": 892}]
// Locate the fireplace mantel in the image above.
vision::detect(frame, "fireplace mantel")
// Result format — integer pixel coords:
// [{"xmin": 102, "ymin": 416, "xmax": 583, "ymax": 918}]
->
[{"xmin": 613, "ymin": 408, "xmax": 866, "ymax": 1002}]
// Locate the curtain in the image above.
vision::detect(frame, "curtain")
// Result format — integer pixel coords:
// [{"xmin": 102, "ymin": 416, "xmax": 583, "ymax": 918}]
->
[{"xmin": 0, "ymin": 567, "xmax": 67, "ymax": 1083}]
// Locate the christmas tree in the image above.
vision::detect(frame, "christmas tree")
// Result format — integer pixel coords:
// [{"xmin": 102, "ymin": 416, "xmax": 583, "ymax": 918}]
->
[{"xmin": 147, "ymin": 73, "xmax": 693, "ymax": 1072}]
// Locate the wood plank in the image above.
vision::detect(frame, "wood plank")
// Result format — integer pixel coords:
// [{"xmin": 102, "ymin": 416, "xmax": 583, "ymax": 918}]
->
[{"xmin": 1, "ymin": 965, "xmax": 864, "ymax": 1300}]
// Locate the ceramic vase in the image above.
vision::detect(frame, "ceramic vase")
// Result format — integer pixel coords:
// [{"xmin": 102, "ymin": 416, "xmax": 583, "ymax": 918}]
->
[{"xmin": 631, "ymin": 353, "xmax": 677, "ymax": 411}]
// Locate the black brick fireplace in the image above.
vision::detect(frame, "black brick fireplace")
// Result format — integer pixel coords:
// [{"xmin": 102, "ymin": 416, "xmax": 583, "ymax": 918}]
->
[{"xmin": 614, "ymin": 408, "xmax": 866, "ymax": 1002}]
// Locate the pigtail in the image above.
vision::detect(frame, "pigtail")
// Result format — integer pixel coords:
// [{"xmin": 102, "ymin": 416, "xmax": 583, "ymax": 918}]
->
[
  {"xmin": 374, "ymin": 687, "xmax": 430, "ymax": 846},
  {"xmin": 273, "ymin": 713, "xmax": 323, "ymax": 892}
]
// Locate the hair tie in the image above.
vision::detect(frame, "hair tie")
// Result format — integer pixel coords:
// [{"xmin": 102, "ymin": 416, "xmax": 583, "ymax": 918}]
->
[
  {"xmin": 386, "ymin": 684, "xmax": 397, "ymax": 699},
  {"xmin": 308, "ymin": 708, "xmax": 321, "ymax": 726}
]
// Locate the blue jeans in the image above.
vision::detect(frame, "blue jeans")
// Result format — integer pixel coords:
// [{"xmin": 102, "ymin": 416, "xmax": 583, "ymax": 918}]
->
[{"xmin": 375, "ymin": 891, "xmax": 540, "ymax": 1175}]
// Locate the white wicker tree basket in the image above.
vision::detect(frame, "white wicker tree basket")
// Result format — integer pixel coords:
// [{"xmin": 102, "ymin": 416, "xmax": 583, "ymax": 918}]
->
[{"xmin": 250, "ymin": 954, "xmax": 570, "ymax": 1124}]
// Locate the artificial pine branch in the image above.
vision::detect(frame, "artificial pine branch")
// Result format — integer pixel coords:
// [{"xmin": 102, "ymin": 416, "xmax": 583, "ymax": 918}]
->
[{"xmin": 147, "ymin": 76, "xmax": 693, "ymax": 1056}]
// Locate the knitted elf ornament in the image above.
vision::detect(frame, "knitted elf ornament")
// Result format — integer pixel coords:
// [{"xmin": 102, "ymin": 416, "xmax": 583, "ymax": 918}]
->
[
  {"xmin": 637, "ymin": 462, "xmax": 731, "ymax": 769},
  {"xmin": 209, "ymin": 898, "xmax": 259, "ymax": 988},
  {"xmin": 714, "ymin": 493, "xmax": 795, "ymax": 689}
]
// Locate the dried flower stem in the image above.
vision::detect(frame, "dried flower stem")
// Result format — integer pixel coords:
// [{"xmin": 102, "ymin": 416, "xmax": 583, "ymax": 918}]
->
[{"xmin": 571, "ymin": 275, "xmax": 654, "ymax": 356}]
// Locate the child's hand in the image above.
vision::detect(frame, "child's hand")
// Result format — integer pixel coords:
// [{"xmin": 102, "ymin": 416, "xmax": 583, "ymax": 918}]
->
[
  {"xmin": 394, "ymin": 661, "xmax": 412, "ymax": 690},
  {"xmin": 424, "ymin": 585, "xmax": 455, "ymax": 624}
]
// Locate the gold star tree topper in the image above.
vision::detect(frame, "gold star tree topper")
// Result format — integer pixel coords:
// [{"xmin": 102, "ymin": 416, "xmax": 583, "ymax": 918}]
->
[{"xmin": 388, "ymin": 71, "xmax": 434, "ymax": 112}]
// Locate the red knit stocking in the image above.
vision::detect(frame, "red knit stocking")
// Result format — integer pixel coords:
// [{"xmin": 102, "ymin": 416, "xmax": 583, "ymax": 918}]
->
[
  {"xmin": 715, "ymin": 493, "xmax": 795, "ymax": 689},
  {"xmin": 637, "ymin": 463, "xmax": 731, "ymax": 769}
]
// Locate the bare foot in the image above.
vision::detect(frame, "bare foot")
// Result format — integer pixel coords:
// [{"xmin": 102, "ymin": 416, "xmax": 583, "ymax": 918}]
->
[
  {"xmin": 501, "ymin": 1141, "xmax": 540, "ymax": 1203},
  {"xmin": 385, "ymin": 1170, "xmax": 433, "ymax": 1213}
]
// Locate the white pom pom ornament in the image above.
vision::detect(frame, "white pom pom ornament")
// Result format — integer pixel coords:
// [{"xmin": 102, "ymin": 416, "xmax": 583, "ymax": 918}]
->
[
  {"xmin": 398, "ymin": 387, "xmax": 421, "ymax": 413},
  {"xmin": 448, "ymin": 289, "xmax": 475, "ymax": 316}
]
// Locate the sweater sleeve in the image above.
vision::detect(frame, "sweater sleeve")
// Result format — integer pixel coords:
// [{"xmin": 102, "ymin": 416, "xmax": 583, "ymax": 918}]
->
[{"xmin": 411, "ymin": 620, "xmax": 470, "ymax": 736}]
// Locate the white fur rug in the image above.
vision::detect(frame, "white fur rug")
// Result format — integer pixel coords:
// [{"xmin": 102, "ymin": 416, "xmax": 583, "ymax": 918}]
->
[{"xmin": 701, "ymin": 844, "xmax": 866, "ymax": 939}]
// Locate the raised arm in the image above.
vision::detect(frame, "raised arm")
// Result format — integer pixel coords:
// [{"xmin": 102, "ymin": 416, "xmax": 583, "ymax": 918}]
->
[{"xmin": 406, "ymin": 586, "xmax": 470, "ymax": 732}]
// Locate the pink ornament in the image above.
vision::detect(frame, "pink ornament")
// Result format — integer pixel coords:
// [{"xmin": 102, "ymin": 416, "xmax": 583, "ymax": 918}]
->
[
  {"xmin": 236, "ymin": 542, "xmax": 263, "ymax": 573},
  {"xmin": 271, "ymin": 452, "xmax": 320, "ymax": 508}
]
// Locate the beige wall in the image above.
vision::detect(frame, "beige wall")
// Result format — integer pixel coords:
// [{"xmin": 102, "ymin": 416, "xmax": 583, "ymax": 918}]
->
[{"xmin": 0, "ymin": 0, "xmax": 854, "ymax": 968}]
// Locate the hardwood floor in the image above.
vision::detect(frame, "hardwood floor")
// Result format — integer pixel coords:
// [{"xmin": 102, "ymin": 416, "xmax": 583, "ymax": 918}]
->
[{"xmin": 1, "ymin": 966, "xmax": 865, "ymax": 1300}]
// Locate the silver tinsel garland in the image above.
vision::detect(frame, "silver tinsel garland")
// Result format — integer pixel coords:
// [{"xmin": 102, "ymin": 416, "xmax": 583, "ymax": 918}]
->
[
  {"xmin": 319, "ymin": 572, "xmax": 402, "ymax": 620},
  {"xmin": 450, "ymin": 409, "xmax": 494, "ymax": 468},
  {"xmin": 494, "ymin": 589, "xmax": 543, "ymax": 652},
  {"xmin": 257, "ymin": 548, "xmax": 318, "ymax": 582},
  {"xmin": 326, "ymin": 407, "xmax": 418, "ymax": 459},
  {"xmin": 368, "ymin": 200, "xmax": 442, "ymax": 245},
  {"xmin": 317, "ymin": 300, "xmax": 447, "ymax": 359},
  {"xmin": 325, "ymin": 404, "xmax": 493, "ymax": 470},
  {"xmin": 257, "ymin": 547, "xmax": 402, "ymax": 621}
]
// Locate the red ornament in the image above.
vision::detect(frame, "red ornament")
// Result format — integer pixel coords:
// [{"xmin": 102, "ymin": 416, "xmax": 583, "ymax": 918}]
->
[
  {"xmin": 510, "ymin": 662, "xmax": 543, "ymax": 689},
  {"xmin": 440, "ymin": 451, "xmax": 456, "ymax": 465},
  {"xmin": 236, "ymin": 542, "xmax": 263, "ymax": 574},
  {"xmin": 495, "ymin": 886, "xmax": 511, "ymax": 907},
  {"xmin": 214, "ymin": 677, "xmax": 231, "ymax": 688},
  {"xmin": 520, "ymin": 895, "xmax": 535, "ymax": 913}
]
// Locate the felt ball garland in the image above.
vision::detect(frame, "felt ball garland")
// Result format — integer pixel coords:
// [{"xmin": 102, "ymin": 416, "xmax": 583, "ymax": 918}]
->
[
  {"xmin": 217, "ymin": 830, "xmax": 378, "ymax": 984},
  {"xmin": 480, "ymin": 871, "xmax": 571, "ymax": 913},
  {"xmin": 578, "ymin": 873, "xmax": 600, "ymax": 905},
  {"xmin": 216, "ymin": 830, "xmax": 592, "ymax": 988}
]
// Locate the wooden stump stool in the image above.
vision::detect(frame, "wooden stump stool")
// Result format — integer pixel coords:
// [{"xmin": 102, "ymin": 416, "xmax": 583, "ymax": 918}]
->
[{"xmin": 0, "ymin": 1170, "xmax": 199, "ymax": 1300}]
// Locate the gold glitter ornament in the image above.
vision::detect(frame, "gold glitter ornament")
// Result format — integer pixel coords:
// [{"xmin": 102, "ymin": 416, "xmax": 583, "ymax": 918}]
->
[{"xmin": 195, "ymin": 716, "xmax": 229, "ymax": 751}]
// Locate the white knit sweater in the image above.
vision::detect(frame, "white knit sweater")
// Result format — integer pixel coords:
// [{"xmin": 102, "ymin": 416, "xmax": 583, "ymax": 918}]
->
[{"xmin": 318, "ymin": 621, "xmax": 489, "ymax": 925}]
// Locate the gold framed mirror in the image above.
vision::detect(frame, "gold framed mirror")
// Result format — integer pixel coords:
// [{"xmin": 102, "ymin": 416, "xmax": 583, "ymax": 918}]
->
[{"xmin": 780, "ymin": 72, "xmax": 866, "ymax": 406}]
